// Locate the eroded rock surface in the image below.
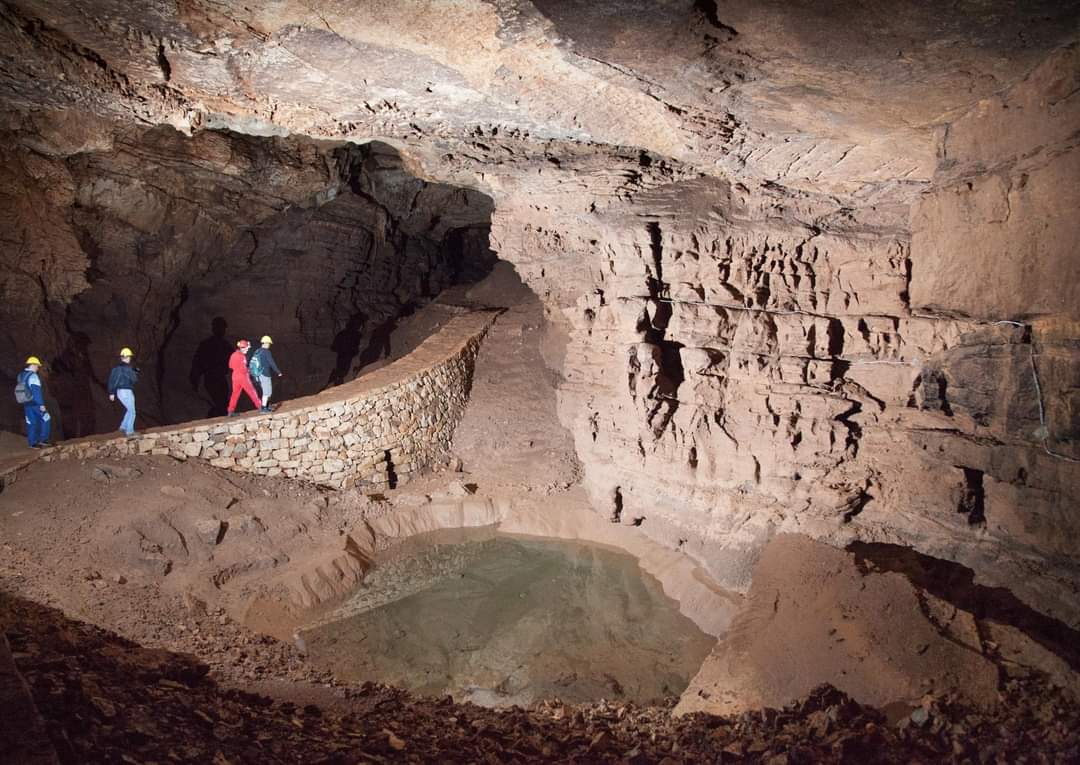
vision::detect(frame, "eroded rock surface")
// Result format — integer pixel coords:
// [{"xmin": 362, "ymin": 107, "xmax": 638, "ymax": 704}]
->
[
  {"xmin": 0, "ymin": 0, "xmax": 1077, "ymax": 679},
  {"xmin": 494, "ymin": 45, "xmax": 1080, "ymax": 630}
]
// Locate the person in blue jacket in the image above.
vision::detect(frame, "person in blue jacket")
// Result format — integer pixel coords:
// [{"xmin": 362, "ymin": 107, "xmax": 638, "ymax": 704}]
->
[
  {"xmin": 108, "ymin": 347, "xmax": 139, "ymax": 436},
  {"xmin": 16, "ymin": 356, "xmax": 51, "ymax": 448},
  {"xmin": 250, "ymin": 335, "xmax": 283, "ymax": 413}
]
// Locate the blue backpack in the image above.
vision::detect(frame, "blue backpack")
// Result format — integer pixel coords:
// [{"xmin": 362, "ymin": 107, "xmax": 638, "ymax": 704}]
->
[{"xmin": 248, "ymin": 351, "xmax": 263, "ymax": 378}]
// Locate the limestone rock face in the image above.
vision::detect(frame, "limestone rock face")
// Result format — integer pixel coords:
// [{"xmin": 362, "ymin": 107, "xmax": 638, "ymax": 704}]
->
[
  {"xmin": 487, "ymin": 46, "xmax": 1080, "ymax": 627},
  {"xmin": 0, "ymin": 1, "xmax": 1074, "ymax": 194},
  {"xmin": 0, "ymin": 2, "xmax": 1077, "ymax": 630}
]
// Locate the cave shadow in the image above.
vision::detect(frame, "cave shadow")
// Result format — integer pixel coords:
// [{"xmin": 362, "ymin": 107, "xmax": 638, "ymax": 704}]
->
[
  {"xmin": 49, "ymin": 331, "xmax": 98, "ymax": 439},
  {"xmin": 188, "ymin": 316, "xmax": 232, "ymax": 418},
  {"xmin": 323, "ymin": 311, "xmax": 401, "ymax": 390},
  {"xmin": 849, "ymin": 541, "xmax": 1080, "ymax": 673}
]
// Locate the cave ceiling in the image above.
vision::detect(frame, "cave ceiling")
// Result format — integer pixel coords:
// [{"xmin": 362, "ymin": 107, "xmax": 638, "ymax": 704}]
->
[{"xmin": 0, "ymin": 0, "xmax": 1076, "ymax": 203}]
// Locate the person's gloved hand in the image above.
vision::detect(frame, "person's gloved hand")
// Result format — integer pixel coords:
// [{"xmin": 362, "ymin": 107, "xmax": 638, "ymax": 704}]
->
[{"xmin": 39, "ymin": 405, "xmax": 46, "ymax": 413}]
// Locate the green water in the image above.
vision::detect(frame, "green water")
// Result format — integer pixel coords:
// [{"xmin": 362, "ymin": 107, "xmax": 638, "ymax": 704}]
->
[{"xmin": 302, "ymin": 533, "xmax": 715, "ymax": 707}]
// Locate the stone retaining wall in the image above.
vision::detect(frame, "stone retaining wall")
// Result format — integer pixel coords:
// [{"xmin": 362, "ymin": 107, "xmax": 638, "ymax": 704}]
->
[{"xmin": 46, "ymin": 312, "xmax": 496, "ymax": 489}]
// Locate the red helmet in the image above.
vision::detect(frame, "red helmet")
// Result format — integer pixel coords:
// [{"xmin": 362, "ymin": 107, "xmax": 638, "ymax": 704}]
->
[{"xmin": 237, "ymin": 339, "xmax": 250, "ymax": 349}]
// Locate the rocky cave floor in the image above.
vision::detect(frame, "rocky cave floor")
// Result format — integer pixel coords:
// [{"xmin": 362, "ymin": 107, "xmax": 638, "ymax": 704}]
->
[
  {"xmin": 2, "ymin": 272, "xmax": 1079, "ymax": 763},
  {"xmin": 6, "ymin": 589, "xmax": 1080, "ymax": 765}
]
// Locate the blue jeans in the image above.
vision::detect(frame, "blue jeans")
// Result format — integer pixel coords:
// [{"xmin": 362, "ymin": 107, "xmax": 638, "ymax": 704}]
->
[
  {"xmin": 116, "ymin": 388, "xmax": 136, "ymax": 435},
  {"xmin": 24, "ymin": 404, "xmax": 51, "ymax": 446},
  {"xmin": 258, "ymin": 375, "xmax": 273, "ymax": 406}
]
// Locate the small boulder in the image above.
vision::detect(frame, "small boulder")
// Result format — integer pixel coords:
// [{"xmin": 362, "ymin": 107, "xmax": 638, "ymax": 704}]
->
[
  {"xmin": 446, "ymin": 480, "xmax": 475, "ymax": 497},
  {"xmin": 183, "ymin": 592, "xmax": 208, "ymax": 614},
  {"xmin": 90, "ymin": 464, "xmax": 143, "ymax": 482},
  {"xmin": 111, "ymin": 465, "xmax": 143, "ymax": 480},
  {"xmin": 195, "ymin": 518, "xmax": 225, "ymax": 546},
  {"xmin": 143, "ymin": 557, "xmax": 172, "ymax": 577},
  {"xmin": 228, "ymin": 514, "xmax": 265, "ymax": 535},
  {"xmin": 137, "ymin": 546, "xmax": 172, "ymax": 577}
]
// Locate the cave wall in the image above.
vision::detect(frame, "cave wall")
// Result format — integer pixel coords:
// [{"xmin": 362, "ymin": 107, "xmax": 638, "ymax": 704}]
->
[
  {"xmin": 0, "ymin": 118, "xmax": 493, "ymax": 434},
  {"xmin": 910, "ymin": 45, "xmax": 1080, "ymax": 321},
  {"xmin": 492, "ymin": 166, "xmax": 916, "ymax": 590},
  {"xmin": 159, "ymin": 141, "xmax": 494, "ymax": 423},
  {"xmin": 490, "ymin": 46, "xmax": 1080, "ymax": 627}
]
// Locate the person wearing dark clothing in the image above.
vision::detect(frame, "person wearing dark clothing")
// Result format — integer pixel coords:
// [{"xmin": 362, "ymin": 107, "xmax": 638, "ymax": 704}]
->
[
  {"xmin": 250, "ymin": 335, "xmax": 283, "ymax": 413},
  {"xmin": 107, "ymin": 347, "xmax": 139, "ymax": 436},
  {"xmin": 227, "ymin": 339, "xmax": 261, "ymax": 416},
  {"xmin": 16, "ymin": 356, "xmax": 51, "ymax": 448}
]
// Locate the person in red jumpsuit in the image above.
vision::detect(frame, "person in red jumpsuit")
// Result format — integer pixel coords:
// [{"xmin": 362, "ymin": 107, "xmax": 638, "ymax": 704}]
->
[{"xmin": 227, "ymin": 339, "xmax": 262, "ymax": 416}]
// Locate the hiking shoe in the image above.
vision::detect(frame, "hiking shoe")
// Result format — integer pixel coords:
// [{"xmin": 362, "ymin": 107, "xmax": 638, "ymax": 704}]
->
[
  {"xmin": 227, "ymin": 412, "xmax": 236, "ymax": 418},
  {"xmin": 259, "ymin": 406, "xmax": 272, "ymax": 413}
]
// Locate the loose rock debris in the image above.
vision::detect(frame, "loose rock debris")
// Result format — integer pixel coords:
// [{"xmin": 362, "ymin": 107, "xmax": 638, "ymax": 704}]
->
[{"xmin": 3, "ymin": 593, "xmax": 1079, "ymax": 763}]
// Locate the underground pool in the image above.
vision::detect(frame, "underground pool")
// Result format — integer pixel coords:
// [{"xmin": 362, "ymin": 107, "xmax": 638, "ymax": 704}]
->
[{"xmin": 300, "ymin": 531, "xmax": 716, "ymax": 707}]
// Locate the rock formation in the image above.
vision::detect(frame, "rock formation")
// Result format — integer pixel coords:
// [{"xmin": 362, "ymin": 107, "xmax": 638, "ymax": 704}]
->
[{"xmin": 0, "ymin": 0, "xmax": 1078, "ymax": 713}]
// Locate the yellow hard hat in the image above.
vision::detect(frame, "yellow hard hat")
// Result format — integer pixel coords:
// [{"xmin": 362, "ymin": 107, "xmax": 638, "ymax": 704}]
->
[
  {"xmin": 25, "ymin": 356, "xmax": 41, "ymax": 366},
  {"xmin": 120, "ymin": 347, "xmax": 134, "ymax": 358},
  {"xmin": 260, "ymin": 335, "xmax": 273, "ymax": 345}
]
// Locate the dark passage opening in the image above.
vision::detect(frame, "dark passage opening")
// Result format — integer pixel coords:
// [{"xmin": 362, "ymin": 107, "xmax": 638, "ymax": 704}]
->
[
  {"xmin": 957, "ymin": 467, "xmax": 986, "ymax": 526},
  {"xmin": 0, "ymin": 128, "xmax": 496, "ymax": 435}
]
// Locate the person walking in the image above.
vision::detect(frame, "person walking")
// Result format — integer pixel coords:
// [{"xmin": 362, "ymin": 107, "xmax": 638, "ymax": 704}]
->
[
  {"xmin": 250, "ymin": 335, "xmax": 283, "ymax": 413},
  {"xmin": 15, "ymin": 356, "xmax": 52, "ymax": 448},
  {"xmin": 227, "ymin": 339, "xmax": 261, "ymax": 416},
  {"xmin": 107, "ymin": 347, "xmax": 139, "ymax": 436}
]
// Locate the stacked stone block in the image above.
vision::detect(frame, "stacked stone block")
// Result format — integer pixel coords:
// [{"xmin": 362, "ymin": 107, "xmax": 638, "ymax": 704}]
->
[{"xmin": 46, "ymin": 313, "xmax": 494, "ymax": 490}]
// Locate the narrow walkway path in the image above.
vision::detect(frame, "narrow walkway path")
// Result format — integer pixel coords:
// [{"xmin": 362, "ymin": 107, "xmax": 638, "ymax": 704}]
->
[{"xmin": 3, "ymin": 312, "xmax": 496, "ymax": 491}]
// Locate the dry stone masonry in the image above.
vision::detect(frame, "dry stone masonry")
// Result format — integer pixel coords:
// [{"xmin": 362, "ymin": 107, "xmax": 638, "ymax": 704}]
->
[{"xmin": 46, "ymin": 312, "xmax": 495, "ymax": 489}]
